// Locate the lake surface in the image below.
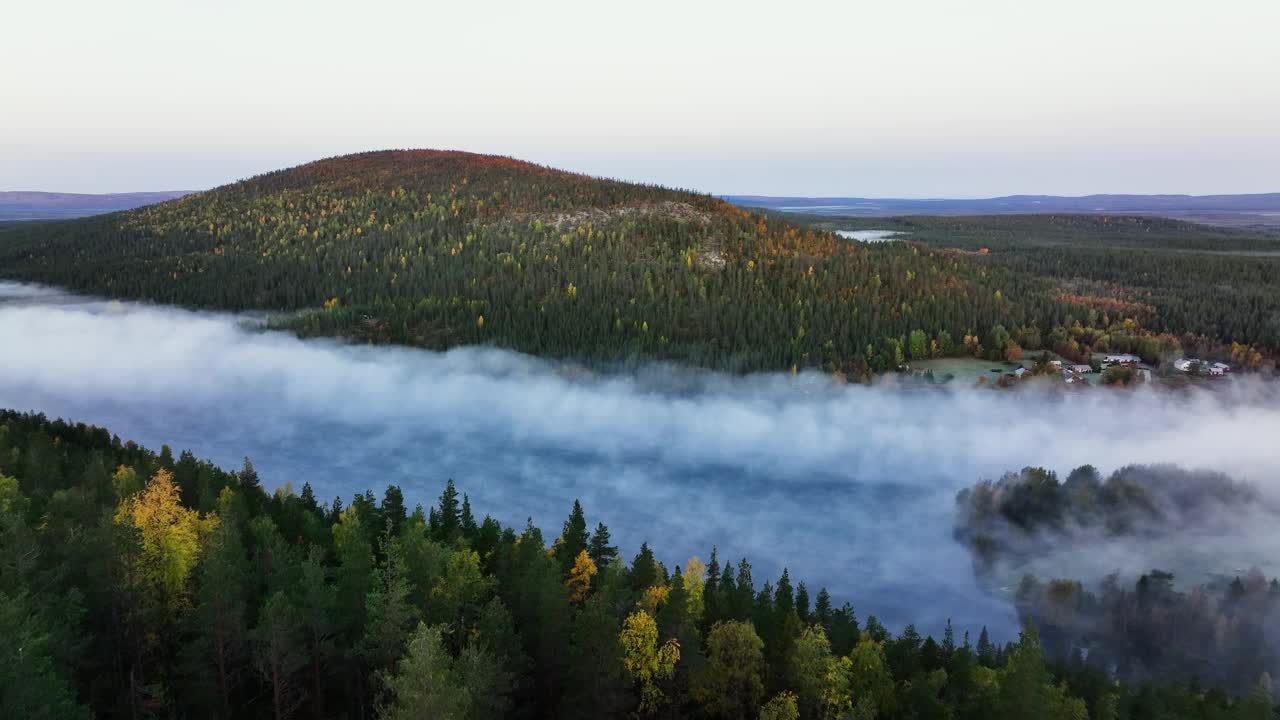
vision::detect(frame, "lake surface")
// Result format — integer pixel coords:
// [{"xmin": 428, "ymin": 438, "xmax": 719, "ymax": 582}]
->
[
  {"xmin": 4, "ymin": 282, "xmax": 1279, "ymax": 638},
  {"xmin": 835, "ymin": 229, "xmax": 905, "ymax": 242}
]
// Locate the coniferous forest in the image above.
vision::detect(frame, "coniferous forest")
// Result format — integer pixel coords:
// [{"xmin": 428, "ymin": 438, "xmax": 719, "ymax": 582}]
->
[
  {"xmin": 7, "ymin": 0, "xmax": 1280, "ymax": 718},
  {"xmin": 2, "ymin": 410, "xmax": 1277, "ymax": 720},
  {"xmin": 1, "ymin": 150, "xmax": 1271, "ymax": 375},
  {"xmin": 814, "ymin": 215, "xmax": 1280, "ymax": 354}
]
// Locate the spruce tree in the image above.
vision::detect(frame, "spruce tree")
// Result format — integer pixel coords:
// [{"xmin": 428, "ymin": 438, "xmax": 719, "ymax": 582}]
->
[
  {"xmin": 977, "ymin": 626, "xmax": 995, "ymax": 666},
  {"xmin": 460, "ymin": 494, "xmax": 478, "ymax": 538},
  {"xmin": 813, "ymin": 588, "xmax": 832, "ymax": 630},
  {"xmin": 299, "ymin": 482, "xmax": 317, "ymax": 512},
  {"xmin": 774, "ymin": 569, "xmax": 794, "ymax": 615},
  {"xmin": 657, "ymin": 569, "xmax": 689, "ymax": 640},
  {"xmin": 720, "ymin": 563, "xmax": 739, "ymax": 621},
  {"xmin": 381, "ymin": 485, "xmax": 406, "ymax": 536},
  {"xmin": 702, "ymin": 547, "xmax": 721, "ymax": 632},
  {"xmin": 238, "ymin": 457, "xmax": 260, "ymax": 490},
  {"xmin": 630, "ymin": 543, "xmax": 660, "ymax": 592},
  {"xmin": 587, "ymin": 522, "xmax": 617, "ymax": 567},
  {"xmin": 795, "ymin": 582, "xmax": 810, "ymax": 624},
  {"xmin": 434, "ymin": 480, "xmax": 461, "ymax": 543},
  {"xmin": 557, "ymin": 500, "xmax": 589, "ymax": 575},
  {"xmin": 734, "ymin": 559, "xmax": 755, "ymax": 620}
]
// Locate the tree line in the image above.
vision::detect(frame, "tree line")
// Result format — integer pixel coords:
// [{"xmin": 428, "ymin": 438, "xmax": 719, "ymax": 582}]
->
[
  {"xmin": 2, "ymin": 409, "xmax": 1276, "ymax": 719},
  {"xmin": 954, "ymin": 463, "xmax": 1280, "ymax": 699},
  {"xmin": 819, "ymin": 214, "xmax": 1280, "ymax": 356}
]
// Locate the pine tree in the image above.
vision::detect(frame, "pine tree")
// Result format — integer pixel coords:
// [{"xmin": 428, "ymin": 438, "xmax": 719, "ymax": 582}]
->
[
  {"xmin": 381, "ymin": 485, "xmax": 406, "ymax": 537},
  {"xmin": 703, "ymin": 547, "xmax": 721, "ymax": 632},
  {"xmin": 795, "ymin": 582, "xmax": 810, "ymax": 624},
  {"xmin": 361, "ymin": 529, "xmax": 415, "ymax": 674},
  {"xmin": 252, "ymin": 592, "xmax": 306, "ymax": 720},
  {"xmin": 719, "ymin": 564, "xmax": 739, "ymax": 622},
  {"xmin": 774, "ymin": 569, "xmax": 794, "ymax": 615},
  {"xmin": 557, "ymin": 500, "xmax": 589, "ymax": 575},
  {"xmin": 378, "ymin": 624, "xmax": 469, "ymax": 720},
  {"xmin": 238, "ymin": 457, "xmax": 260, "ymax": 490},
  {"xmin": 187, "ymin": 515, "xmax": 250, "ymax": 718},
  {"xmin": 734, "ymin": 559, "xmax": 755, "ymax": 620},
  {"xmin": 657, "ymin": 569, "xmax": 689, "ymax": 640},
  {"xmin": 977, "ymin": 626, "xmax": 995, "ymax": 666},
  {"xmin": 434, "ymin": 480, "xmax": 461, "ymax": 543},
  {"xmin": 813, "ymin": 588, "xmax": 832, "ymax": 630},
  {"xmin": 631, "ymin": 542, "xmax": 660, "ymax": 592},
  {"xmin": 829, "ymin": 603, "xmax": 860, "ymax": 657},
  {"xmin": 562, "ymin": 596, "xmax": 629, "ymax": 719},
  {"xmin": 292, "ymin": 546, "xmax": 336, "ymax": 720},
  {"xmin": 459, "ymin": 494, "xmax": 477, "ymax": 538},
  {"xmin": 299, "ymin": 482, "xmax": 317, "ymax": 512},
  {"xmin": 587, "ymin": 522, "xmax": 617, "ymax": 567}
]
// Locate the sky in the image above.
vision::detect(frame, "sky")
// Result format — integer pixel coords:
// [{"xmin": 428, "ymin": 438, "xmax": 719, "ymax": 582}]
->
[{"xmin": 4, "ymin": 0, "xmax": 1279, "ymax": 197}]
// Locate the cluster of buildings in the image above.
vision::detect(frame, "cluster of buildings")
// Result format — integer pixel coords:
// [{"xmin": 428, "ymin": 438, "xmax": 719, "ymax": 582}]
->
[
  {"xmin": 1003, "ymin": 351, "xmax": 1234, "ymax": 388},
  {"xmin": 1172, "ymin": 358, "xmax": 1231, "ymax": 376},
  {"xmin": 1016, "ymin": 360, "xmax": 1100, "ymax": 384},
  {"xmin": 1103, "ymin": 354, "xmax": 1142, "ymax": 366}
]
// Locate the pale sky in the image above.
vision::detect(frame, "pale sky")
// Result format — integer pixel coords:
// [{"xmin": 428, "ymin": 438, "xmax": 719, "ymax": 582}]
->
[{"xmin": 4, "ymin": 0, "xmax": 1279, "ymax": 197}]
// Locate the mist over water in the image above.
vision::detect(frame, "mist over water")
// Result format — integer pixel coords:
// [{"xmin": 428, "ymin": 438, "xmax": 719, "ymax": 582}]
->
[{"xmin": 3, "ymin": 282, "xmax": 1279, "ymax": 639}]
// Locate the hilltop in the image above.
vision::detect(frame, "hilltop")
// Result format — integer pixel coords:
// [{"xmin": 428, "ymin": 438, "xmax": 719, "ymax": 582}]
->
[{"xmin": 0, "ymin": 150, "xmax": 1172, "ymax": 373}]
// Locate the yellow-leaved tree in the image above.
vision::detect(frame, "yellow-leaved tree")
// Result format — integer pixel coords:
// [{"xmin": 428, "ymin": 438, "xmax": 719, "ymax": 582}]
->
[
  {"xmin": 639, "ymin": 584, "xmax": 670, "ymax": 614},
  {"xmin": 115, "ymin": 469, "xmax": 218, "ymax": 619},
  {"xmin": 683, "ymin": 557, "xmax": 706, "ymax": 624},
  {"xmin": 620, "ymin": 610, "xmax": 680, "ymax": 714},
  {"xmin": 564, "ymin": 550, "xmax": 597, "ymax": 604}
]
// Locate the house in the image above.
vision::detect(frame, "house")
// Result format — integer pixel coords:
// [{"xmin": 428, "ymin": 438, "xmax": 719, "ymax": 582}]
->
[
  {"xmin": 1173, "ymin": 359, "xmax": 1230, "ymax": 375},
  {"xmin": 1071, "ymin": 364, "xmax": 1093, "ymax": 374},
  {"xmin": 1174, "ymin": 358, "xmax": 1206, "ymax": 373},
  {"xmin": 1104, "ymin": 354, "xmax": 1140, "ymax": 366}
]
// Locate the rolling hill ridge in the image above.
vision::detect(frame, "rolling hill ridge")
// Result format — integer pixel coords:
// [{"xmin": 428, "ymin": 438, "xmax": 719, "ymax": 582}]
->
[{"xmin": 0, "ymin": 150, "xmax": 1186, "ymax": 373}]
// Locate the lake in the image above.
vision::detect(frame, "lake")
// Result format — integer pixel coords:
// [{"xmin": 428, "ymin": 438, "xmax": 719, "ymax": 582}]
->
[
  {"xmin": 835, "ymin": 229, "xmax": 905, "ymax": 242},
  {"xmin": 4, "ymin": 282, "xmax": 1279, "ymax": 639}
]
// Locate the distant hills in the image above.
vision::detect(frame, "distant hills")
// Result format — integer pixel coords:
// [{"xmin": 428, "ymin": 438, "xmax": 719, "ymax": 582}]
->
[
  {"xmin": 0, "ymin": 149, "xmax": 1041, "ymax": 373},
  {"xmin": 0, "ymin": 190, "xmax": 193, "ymax": 221},
  {"xmin": 726, "ymin": 193, "xmax": 1280, "ymax": 226},
  {"xmin": 3, "ymin": 150, "xmax": 1273, "ymax": 370}
]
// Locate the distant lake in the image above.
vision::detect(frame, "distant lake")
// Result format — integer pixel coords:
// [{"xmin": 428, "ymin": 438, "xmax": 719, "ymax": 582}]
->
[{"xmin": 836, "ymin": 229, "xmax": 905, "ymax": 243}]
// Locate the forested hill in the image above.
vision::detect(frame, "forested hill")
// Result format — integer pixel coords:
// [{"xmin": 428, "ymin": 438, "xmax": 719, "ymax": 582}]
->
[{"xmin": 0, "ymin": 150, "xmax": 1183, "ymax": 373}]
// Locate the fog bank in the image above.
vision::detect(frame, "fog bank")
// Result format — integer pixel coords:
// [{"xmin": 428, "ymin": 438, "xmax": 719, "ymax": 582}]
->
[{"xmin": 3, "ymin": 282, "xmax": 1279, "ymax": 637}]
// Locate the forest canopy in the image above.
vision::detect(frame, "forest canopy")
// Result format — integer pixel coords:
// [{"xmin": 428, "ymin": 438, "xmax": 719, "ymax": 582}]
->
[
  {"xmin": 2, "ymin": 150, "xmax": 1266, "ymax": 375},
  {"xmin": 2, "ymin": 409, "xmax": 1277, "ymax": 719}
]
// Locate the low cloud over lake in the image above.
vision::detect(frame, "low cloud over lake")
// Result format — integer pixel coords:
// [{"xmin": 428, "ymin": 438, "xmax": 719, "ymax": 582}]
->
[{"xmin": 4, "ymin": 282, "xmax": 1278, "ymax": 637}]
